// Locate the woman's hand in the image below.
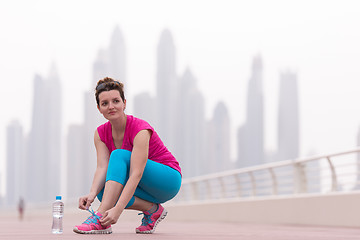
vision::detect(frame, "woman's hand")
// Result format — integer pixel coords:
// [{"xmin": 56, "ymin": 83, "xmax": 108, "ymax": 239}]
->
[
  {"xmin": 78, "ymin": 193, "xmax": 96, "ymax": 210},
  {"xmin": 100, "ymin": 207, "xmax": 123, "ymax": 226}
]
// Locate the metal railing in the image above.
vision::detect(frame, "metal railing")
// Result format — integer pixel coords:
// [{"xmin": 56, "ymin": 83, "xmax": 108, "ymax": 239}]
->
[{"xmin": 173, "ymin": 148, "xmax": 360, "ymax": 203}]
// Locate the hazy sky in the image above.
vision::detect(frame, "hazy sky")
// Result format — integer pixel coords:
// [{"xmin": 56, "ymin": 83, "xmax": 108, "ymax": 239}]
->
[{"xmin": 1, "ymin": 0, "xmax": 360, "ymax": 193}]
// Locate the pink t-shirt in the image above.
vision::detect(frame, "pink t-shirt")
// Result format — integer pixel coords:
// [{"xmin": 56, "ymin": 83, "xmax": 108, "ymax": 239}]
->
[{"xmin": 97, "ymin": 115, "xmax": 181, "ymax": 174}]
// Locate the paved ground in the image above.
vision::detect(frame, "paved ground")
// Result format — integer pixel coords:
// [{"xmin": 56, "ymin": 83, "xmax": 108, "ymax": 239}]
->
[{"xmin": 2, "ymin": 209, "xmax": 360, "ymax": 240}]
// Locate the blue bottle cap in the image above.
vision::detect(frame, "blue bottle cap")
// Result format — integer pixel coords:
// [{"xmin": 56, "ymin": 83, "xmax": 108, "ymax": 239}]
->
[{"xmin": 56, "ymin": 196, "xmax": 62, "ymax": 200}]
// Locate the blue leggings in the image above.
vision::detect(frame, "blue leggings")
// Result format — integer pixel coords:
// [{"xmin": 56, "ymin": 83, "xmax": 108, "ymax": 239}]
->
[{"xmin": 97, "ymin": 149, "xmax": 182, "ymax": 208}]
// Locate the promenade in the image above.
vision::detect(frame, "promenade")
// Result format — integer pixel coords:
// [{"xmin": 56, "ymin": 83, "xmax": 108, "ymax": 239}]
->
[{"xmin": 1, "ymin": 208, "xmax": 360, "ymax": 240}]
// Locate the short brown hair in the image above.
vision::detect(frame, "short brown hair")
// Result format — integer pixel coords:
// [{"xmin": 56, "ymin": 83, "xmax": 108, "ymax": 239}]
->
[{"xmin": 95, "ymin": 77, "xmax": 125, "ymax": 106}]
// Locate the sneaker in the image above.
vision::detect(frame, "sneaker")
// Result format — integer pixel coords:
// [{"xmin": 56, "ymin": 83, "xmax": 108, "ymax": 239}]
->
[
  {"xmin": 136, "ymin": 204, "xmax": 168, "ymax": 234},
  {"xmin": 73, "ymin": 208, "xmax": 112, "ymax": 234}
]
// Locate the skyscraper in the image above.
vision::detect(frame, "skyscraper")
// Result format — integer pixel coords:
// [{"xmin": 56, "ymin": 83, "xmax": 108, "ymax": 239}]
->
[
  {"xmin": 211, "ymin": 102, "xmax": 231, "ymax": 173},
  {"xmin": 156, "ymin": 29, "xmax": 177, "ymax": 152},
  {"xmin": 133, "ymin": 92, "xmax": 156, "ymax": 126},
  {"xmin": 108, "ymin": 25, "xmax": 127, "ymax": 84},
  {"xmin": 237, "ymin": 55, "xmax": 265, "ymax": 167},
  {"xmin": 46, "ymin": 63, "xmax": 62, "ymax": 200},
  {"xmin": 6, "ymin": 120, "xmax": 24, "ymax": 205},
  {"xmin": 82, "ymin": 49, "xmax": 108, "ymax": 186},
  {"xmin": 66, "ymin": 124, "xmax": 86, "ymax": 199},
  {"xmin": 205, "ymin": 119, "xmax": 216, "ymax": 174},
  {"xmin": 174, "ymin": 68, "xmax": 205, "ymax": 177},
  {"xmin": 92, "ymin": 49, "xmax": 109, "ymax": 85},
  {"xmin": 277, "ymin": 71, "xmax": 299, "ymax": 161},
  {"xmin": 27, "ymin": 64, "xmax": 62, "ymax": 202},
  {"xmin": 27, "ymin": 74, "xmax": 49, "ymax": 202},
  {"xmin": 91, "ymin": 26, "xmax": 127, "ymax": 85},
  {"xmin": 69, "ymin": 26, "xmax": 127, "ymax": 196}
]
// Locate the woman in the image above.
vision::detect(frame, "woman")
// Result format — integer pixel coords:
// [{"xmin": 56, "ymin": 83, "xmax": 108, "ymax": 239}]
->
[{"xmin": 73, "ymin": 77, "xmax": 182, "ymax": 234}]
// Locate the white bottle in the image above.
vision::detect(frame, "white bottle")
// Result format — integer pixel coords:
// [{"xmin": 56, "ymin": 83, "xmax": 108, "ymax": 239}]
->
[{"xmin": 51, "ymin": 196, "xmax": 64, "ymax": 234}]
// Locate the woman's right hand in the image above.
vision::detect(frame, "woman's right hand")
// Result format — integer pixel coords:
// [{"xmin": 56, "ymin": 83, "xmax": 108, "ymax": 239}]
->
[{"xmin": 78, "ymin": 193, "xmax": 96, "ymax": 210}]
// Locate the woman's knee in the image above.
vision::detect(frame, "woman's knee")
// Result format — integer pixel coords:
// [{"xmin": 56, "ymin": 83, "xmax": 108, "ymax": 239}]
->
[
  {"xmin": 109, "ymin": 149, "xmax": 131, "ymax": 165},
  {"xmin": 106, "ymin": 149, "xmax": 132, "ymax": 183},
  {"xmin": 110, "ymin": 149, "xmax": 131, "ymax": 159}
]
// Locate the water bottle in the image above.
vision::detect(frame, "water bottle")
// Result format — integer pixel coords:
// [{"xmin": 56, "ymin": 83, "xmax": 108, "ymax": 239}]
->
[{"xmin": 52, "ymin": 196, "xmax": 64, "ymax": 234}]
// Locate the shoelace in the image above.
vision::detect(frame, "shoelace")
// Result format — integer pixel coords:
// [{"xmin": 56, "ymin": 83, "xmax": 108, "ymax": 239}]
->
[
  {"xmin": 138, "ymin": 212, "xmax": 153, "ymax": 226},
  {"xmin": 83, "ymin": 207, "xmax": 101, "ymax": 224}
]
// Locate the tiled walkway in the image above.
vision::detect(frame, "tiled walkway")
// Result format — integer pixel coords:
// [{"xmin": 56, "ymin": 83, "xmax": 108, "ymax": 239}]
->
[{"xmin": 1, "ymin": 210, "xmax": 360, "ymax": 240}]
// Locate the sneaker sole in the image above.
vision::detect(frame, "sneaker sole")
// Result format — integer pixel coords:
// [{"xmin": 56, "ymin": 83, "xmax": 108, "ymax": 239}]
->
[
  {"xmin": 73, "ymin": 227, "xmax": 112, "ymax": 234},
  {"xmin": 136, "ymin": 208, "xmax": 168, "ymax": 234}
]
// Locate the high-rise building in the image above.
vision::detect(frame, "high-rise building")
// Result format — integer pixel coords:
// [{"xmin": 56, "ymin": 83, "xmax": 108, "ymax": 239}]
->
[
  {"xmin": 66, "ymin": 124, "xmax": 86, "ymax": 199},
  {"xmin": 82, "ymin": 49, "xmax": 108, "ymax": 187},
  {"xmin": 211, "ymin": 102, "xmax": 231, "ymax": 173},
  {"xmin": 92, "ymin": 26, "xmax": 126, "ymax": 85},
  {"xmin": 237, "ymin": 55, "xmax": 265, "ymax": 167},
  {"xmin": 6, "ymin": 120, "xmax": 24, "ymax": 205},
  {"xmin": 76, "ymin": 26, "xmax": 127, "ymax": 193},
  {"xmin": 156, "ymin": 29, "xmax": 177, "ymax": 152},
  {"xmin": 174, "ymin": 69, "xmax": 205, "ymax": 177},
  {"xmin": 27, "ymin": 74, "xmax": 49, "ymax": 202},
  {"xmin": 46, "ymin": 64, "xmax": 62, "ymax": 200},
  {"xmin": 26, "ymin": 64, "xmax": 62, "ymax": 202},
  {"xmin": 108, "ymin": 25, "xmax": 127, "ymax": 84},
  {"xmin": 277, "ymin": 71, "xmax": 299, "ymax": 161},
  {"xmin": 92, "ymin": 49, "xmax": 109, "ymax": 85},
  {"xmin": 205, "ymin": 119, "xmax": 216, "ymax": 174},
  {"xmin": 133, "ymin": 92, "xmax": 156, "ymax": 126}
]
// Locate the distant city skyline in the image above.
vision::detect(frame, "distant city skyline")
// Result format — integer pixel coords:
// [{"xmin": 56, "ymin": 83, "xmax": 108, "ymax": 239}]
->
[
  {"xmin": 2, "ymin": 27, "xmax": 320, "ymax": 203},
  {"xmin": 1, "ymin": 1, "xmax": 360, "ymax": 198}
]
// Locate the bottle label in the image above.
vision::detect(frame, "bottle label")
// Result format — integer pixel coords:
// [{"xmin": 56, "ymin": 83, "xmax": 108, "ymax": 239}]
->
[{"xmin": 53, "ymin": 205, "xmax": 63, "ymax": 214}]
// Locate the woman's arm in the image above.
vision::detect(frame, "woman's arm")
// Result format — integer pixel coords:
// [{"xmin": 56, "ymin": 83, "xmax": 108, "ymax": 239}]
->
[
  {"xmin": 100, "ymin": 129, "xmax": 151, "ymax": 225},
  {"xmin": 78, "ymin": 130, "xmax": 110, "ymax": 210}
]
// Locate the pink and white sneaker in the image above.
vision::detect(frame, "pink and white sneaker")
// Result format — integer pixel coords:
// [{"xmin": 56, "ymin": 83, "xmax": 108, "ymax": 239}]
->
[
  {"xmin": 136, "ymin": 204, "xmax": 168, "ymax": 234},
  {"xmin": 73, "ymin": 208, "xmax": 112, "ymax": 234}
]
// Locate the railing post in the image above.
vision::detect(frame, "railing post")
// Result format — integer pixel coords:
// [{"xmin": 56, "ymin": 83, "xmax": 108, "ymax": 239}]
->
[
  {"xmin": 293, "ymin": 162, "xmax": 307, "ymax": 194},
  {"xmin": 176, "ymin": 185, "xmax": 185, "ymax": 202},
  {"xmin": 235, "ymin": 174, "xmax": 242, "ymax": 197},
  {"xmin": 326, "ymin": 156, "xmax": 338, "ymax": 191},
  {"xmin": 205, "ymin": 180, "xmax": 212, "ymax": 200},
  {"xmin": 219, "ymin": 177, "xmax": 226, "ymax": 199},
  {"xmin": 268, "ymin": 168, "xmax": 278, "ymax": 195},
  {"xmin": 191, "ymin": 182, "xmax": 199, "ymax": 201},
  {"xmin": 248, "ymin": 172, "xmax": 256, "ymax": 196}
]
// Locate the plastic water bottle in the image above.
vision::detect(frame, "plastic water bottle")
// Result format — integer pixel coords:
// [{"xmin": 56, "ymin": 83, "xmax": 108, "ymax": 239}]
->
[{"xmin": 52, "ymin": 196, "xmax": 64, "ymax": 234}]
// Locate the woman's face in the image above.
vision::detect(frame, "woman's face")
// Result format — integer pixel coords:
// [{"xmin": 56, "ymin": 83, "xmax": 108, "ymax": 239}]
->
[{"xmin": 97, "ymin": 90, "xmax": 126, "ymax": 120}]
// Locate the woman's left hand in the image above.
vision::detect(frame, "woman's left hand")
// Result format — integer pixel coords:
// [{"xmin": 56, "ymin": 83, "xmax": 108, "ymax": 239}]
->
[{"xmin": 100, "ymin": 207, "xmax": 123, "ymax": 226}]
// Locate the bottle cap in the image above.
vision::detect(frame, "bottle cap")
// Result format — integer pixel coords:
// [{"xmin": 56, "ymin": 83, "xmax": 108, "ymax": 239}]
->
[{"xmin": 56, "ymin": 196, "xmax": 62, "ymax": 200}]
